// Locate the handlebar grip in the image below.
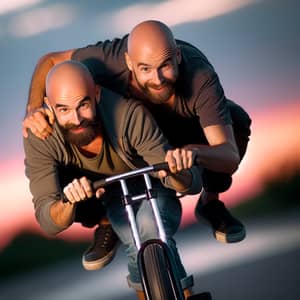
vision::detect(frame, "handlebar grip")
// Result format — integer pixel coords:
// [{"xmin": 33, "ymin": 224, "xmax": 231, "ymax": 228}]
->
[
  {"xmin": 152, "ymin": 162, "xmax": 169, "ymax": 171},
  {"xmin": 62, "ymin": 193, "xmax": 69, "ymax": 203},
  {"xmin": 92, "ymin": 178, "xmax": 107, "ymax": 190},
  {"xmin": 61, "ymin": 178, "xmax": 106, "ymax": 203}
]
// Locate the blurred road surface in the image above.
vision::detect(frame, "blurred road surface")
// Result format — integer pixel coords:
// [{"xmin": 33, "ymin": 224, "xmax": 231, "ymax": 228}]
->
[{"xmin": 1, "ymin": 209, "xmax": 300, "ymax": 300}]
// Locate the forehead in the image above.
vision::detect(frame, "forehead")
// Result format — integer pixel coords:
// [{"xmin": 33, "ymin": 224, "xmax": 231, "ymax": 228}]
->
[
  {"xmin": 49, "ymin": 83, "xmax": 92, "ymax": 107},
  {"xmin": 133, "ymin": 48, "xmax": 175, "ymax": 65},
  {"xmin": 131, "ymin": 40, "xmax": 176, "ymax": 65},
  {"xmin": 47, "ymin": 65, "xmax": 95, "ymax": 105}
]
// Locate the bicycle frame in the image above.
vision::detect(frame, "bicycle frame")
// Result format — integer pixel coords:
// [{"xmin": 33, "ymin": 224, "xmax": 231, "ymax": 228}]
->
[{"xmin": 93, "ymin": 163, "xmax": 185, "ymax": 300}]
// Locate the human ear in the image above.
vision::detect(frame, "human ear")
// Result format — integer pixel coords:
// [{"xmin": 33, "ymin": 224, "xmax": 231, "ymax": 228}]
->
[
  {"xmin": 95, "ymin": 85, "xmax": 101, "ymax": 104},
  {"xmin": 176, "ymin": 47, "xmax": 182, "ymax": 64},
  {"xmin": 125, "ymin": 52, "xmax": 133, "ymax": 71}
]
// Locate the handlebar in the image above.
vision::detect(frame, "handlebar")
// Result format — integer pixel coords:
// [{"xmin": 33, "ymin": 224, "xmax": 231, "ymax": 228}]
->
[
  {"xmin": 62, "ymin": 162, "xmax": 169, "ymax": 203},
  {"xmin": 92, "ymin": 162, "xmax": 169, "ymax": 190}
]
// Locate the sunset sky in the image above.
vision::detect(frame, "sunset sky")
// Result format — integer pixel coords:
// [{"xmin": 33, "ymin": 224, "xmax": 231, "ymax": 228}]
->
[{"xmin": 0, "ymin": 0, "xmax": 299, "ymax": 250}]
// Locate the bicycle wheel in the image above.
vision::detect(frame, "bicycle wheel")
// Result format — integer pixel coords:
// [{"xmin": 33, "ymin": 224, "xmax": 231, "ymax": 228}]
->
[{"xmin": 139, "ymin": 240, "xmax": 184, "ymax": 300}]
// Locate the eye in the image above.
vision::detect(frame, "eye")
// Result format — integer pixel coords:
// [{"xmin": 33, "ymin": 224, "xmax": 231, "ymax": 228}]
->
[
  {"xmin": 80, "ymin": 101, "xmax": 90, "ymax": 109},
  {"xmin": 161, "ymin": 61, "xmax": 172, "ymax": 69},
  {"xmin": 139, "ymin": 66, "xmax": 151, "ymax": 73},
  {"xmin": 58, "ymin": 107, "xmax": 69, "ymax": 114}
]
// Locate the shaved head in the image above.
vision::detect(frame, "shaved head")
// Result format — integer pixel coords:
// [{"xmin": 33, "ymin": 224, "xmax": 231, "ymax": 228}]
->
[
  {"xmin": 46, "ymin": 60, "xmax": 95, "ymax": 105},
  {"xmin": 127, "ymin": 20, "xmax": 177, "ymax": 58},
  {"xmin": 45, "ymin": 61, "xmax": 101, "ymax": 147},
  {"xmin": 126, "ymin": 20, "xmax": 180, "ymax": 105}
]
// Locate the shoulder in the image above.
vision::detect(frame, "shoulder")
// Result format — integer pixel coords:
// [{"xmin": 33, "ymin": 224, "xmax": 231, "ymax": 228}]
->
[
  {"xmin": 175, "ymin": 39, "xmax": 218, "ymax": 90},
  {"xmin": 99, "ymin": 87, "xmax": 139, "ymax": 115},
  {"xmin": 176, "ymin": 50, "xmax": 219, "ymax": 108},
  {"xmin": 176, "ymin": 39, "xmax": 214, "ymax": 68},
  {"xmin": 99, "ymin": 88, "xmax": 143, "ymax": 132},
  {"xmin": 99, "ymin": 88, "xmax": 157, "ymax": 135},
  {"xmin": 72, "ymin": 34, "xmax": 128, "ymax": 60},
  {"xmin": 23, "ymin": 125, "xmax": 70, "ymax": 162}
]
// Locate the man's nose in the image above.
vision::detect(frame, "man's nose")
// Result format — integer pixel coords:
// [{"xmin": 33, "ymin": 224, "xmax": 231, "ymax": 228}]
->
[
  {"xmin": 152, "ymin": 69, "xmax": 164, "ymax": 85},
  {"xmin": 71, "ymin": 110, "xmax": 82, "ymax": 125}
]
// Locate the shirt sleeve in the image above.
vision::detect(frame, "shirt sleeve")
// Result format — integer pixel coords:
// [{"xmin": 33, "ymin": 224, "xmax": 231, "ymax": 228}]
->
[
  {"xmin": 23, "ymin": 132, "xmax": 69, "ymax": 236},
  {"xmin": 193, "ymin": 69, "xmax": 232, "ymax": 128},
  {"xmin": 178, "ymin": 42, "xmax": 232, "ymax": 128}
]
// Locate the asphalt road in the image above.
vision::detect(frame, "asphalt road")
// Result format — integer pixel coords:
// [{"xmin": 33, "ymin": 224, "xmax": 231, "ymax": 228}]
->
[{"xmin": 1, "ymin": 209, "xmax": 300, "ymax": 300}]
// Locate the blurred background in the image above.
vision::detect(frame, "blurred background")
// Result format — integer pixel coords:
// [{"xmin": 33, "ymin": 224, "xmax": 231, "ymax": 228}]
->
[{"xmin": 0, "ymin": 0, "xmax": 299, "ymax": 299}]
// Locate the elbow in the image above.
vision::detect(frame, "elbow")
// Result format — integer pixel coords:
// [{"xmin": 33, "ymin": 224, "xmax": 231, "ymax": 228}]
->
[
  {"xmin": 35, "ymin": 205, "xmax": 67, "ymax": 237},
  {"xmin": 37, "ymin": 218, "xmax": 61, "ymax": 237},
  {"xmin": 37, "ymin": 216, "xmax": 63, "ymax": 237},
  {"xmin": 227, "ymin": 151, "xmax": 240, "ymax": 174}
]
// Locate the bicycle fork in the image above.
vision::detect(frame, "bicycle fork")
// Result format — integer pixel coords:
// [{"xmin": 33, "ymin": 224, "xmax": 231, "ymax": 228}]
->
[
  {"xmin": 119, "ymin": 174, "xmax": 167, "ymax": 249},
  {"xmin": 119, "ymin": 174, "xmax": 185, "ymax": 300}
]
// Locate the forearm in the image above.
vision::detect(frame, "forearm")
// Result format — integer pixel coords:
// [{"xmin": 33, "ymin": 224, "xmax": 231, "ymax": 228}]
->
[
  {"xmin": 193, "ymin": 143, "xmax": 240, "ymax": 174},
  {"xmin": 26, "ymin": 53, "xmax": 55, "ymax": 113},
  {"xmin": 49, "ymin": 199, "xmax": 76, "ymax": 229},
  {"xmin": 26, "ymin": 50, "xmax": 74, "ymax": 114}
]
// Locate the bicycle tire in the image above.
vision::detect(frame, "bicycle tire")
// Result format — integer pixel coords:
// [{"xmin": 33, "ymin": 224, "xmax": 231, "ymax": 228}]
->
[{"xmin": 140, "ymin": 241, "xmax": 184, "ymax": 300}]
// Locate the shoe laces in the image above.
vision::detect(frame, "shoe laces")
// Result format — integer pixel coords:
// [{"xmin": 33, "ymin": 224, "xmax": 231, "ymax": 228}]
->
[{"xmin": 94, "ymin": 225, "xmax": 114, "ymax": 248}]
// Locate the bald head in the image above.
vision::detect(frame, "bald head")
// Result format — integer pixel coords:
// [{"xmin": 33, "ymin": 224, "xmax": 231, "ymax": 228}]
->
[
  {"xmin": 127, "ymin": 20, "xmax": 177, "ymax": 58},
  {"xmin": 46, "ymin": 60, "xmax": 95, "ymax": 105},
  {"xmin": 45, "ymin": 61, "xmax": 101, "ymax": 147},
  {"xmin": 125, "ymin": 20, "xmax": 180, "ymax": 105}
]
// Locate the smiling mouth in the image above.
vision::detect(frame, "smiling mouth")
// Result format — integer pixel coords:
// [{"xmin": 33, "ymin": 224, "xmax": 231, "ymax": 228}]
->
[
  {"xmin": 150, "ymin": 85, "xmax": 166, "ymax": 91},
  {"xmin": 71, "ymin": 127, "xmax": 86, "ymax": 133}
]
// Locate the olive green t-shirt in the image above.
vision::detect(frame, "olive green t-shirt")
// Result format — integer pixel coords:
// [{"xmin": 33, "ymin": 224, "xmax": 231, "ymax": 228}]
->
[{"xmin": 71, "ymin": 133, "xmax": 131, "ymax": 177}]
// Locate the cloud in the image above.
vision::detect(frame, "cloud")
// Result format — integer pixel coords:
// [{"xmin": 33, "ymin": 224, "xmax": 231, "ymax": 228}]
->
[
  {"xmin": 106, "ymin": 0, "xmax": 260, "ymax": 33},
  {"xmin": 0, "ymin": 0, "xmax": 43, "ymax": 16},
  {"xmin": 7, "ymin": 3, "xmax": 77, "ymax": 38}
]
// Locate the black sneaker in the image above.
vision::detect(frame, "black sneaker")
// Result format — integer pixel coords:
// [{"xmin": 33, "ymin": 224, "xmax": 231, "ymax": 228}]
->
[
  {"xmin": 82, "ymin": 224, "xmax": 120, "ymax": 271},
  {"xmin": 195, "ymin": 199, "xmax": 246, "ymax": 243}
]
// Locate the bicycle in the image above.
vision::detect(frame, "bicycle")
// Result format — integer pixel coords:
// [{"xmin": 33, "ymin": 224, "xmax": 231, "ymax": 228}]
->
[{"xmin": 92, "ymin": 163, "xmax": 212, "ymax": 300}]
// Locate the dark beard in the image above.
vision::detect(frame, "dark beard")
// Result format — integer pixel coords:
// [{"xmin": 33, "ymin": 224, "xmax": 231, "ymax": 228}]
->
[
  {"xmin": 143, "ymin": 81, "xmax": 175, "ymax": 104},
  {"xmin": 133, "ymin": 73, "xmax": 176, "ymax": 104},
  {"xmin": 58, "ymin": 118, "xmax": 100, "ymax": 147}
]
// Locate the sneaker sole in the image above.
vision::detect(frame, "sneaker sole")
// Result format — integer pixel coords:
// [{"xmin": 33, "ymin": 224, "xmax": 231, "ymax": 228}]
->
[
  {"xmin": 82, "ymin": 241, "xmax": 121, "ymax": 271},
  {"xmin": 214, "ymin": 228, "xmax": 246, "ymax": 243},
  {"xmin": 195, "ymin": 211, "xmax": 246, "ymax": 244}
]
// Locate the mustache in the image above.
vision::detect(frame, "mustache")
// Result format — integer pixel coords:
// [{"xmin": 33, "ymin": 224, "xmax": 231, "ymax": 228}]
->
[
  {"xmin": 146, "ymin": 80, "xmax": 174, "ymax": 90},
  {"xmin": 63, "ymin": 118, "xmax": 99, "ymax": 130}
]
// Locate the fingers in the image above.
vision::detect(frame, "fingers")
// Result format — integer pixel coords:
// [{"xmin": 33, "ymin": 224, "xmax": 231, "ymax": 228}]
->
[
  {"xmin": 45, "ymin": 108, "xmax": 55, "ymax": 125},
  {"xmin": 165, "ymin": 148, "xmax": 194, "ymax": 173},
  {"xmin": 63, "ymin": 177, "xmax": 94, "ymax": 204},
  {"xmin": 95, "ymin": 188, "xmax": 105, "ymax": 198},
  {"xmin": 157, "ymin": 170, "xmax": 168, "ymax": 179},
  {"xmin": 22, "ymin": 125, "xmax": 29, "ymax": 138},
  {"xmin": 23, "ymin": 108, "xmax": 53, "ymax": 139}
]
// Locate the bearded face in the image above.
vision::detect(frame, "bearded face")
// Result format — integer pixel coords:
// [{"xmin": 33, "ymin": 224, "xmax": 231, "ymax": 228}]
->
[
  {"xmin": 57, "ymin": 116, "xmax": 100, "ymax": 147},
  {"xmin": 132, "ymin": 70, "xmax": 177, "ymax": 104},
  {"xmin": 127, "ymin": 47, "xmax": 180, "ymax": 105}
]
